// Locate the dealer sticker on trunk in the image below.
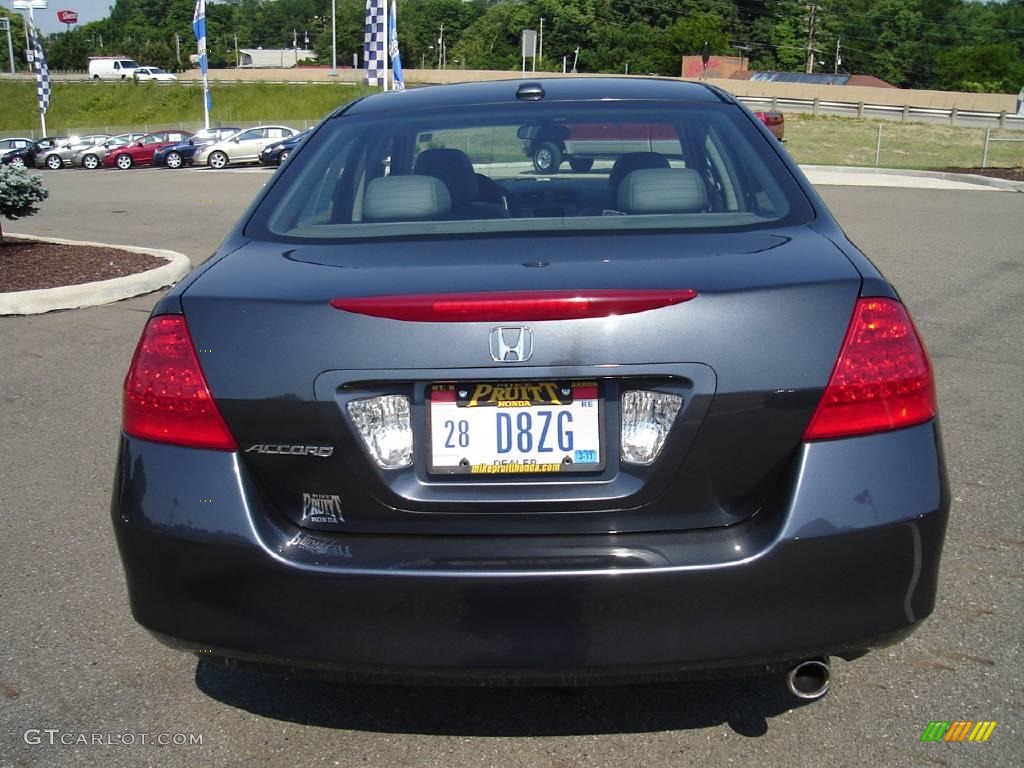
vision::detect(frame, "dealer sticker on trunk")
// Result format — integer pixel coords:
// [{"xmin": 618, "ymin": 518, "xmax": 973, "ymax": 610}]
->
[{"xmin": 428, "ymin": 381, "xmax": 603, "ymax": 475}]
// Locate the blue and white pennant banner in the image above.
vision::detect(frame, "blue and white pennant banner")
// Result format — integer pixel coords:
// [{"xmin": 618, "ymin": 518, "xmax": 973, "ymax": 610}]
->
[
  {"xmin": 192, "ymin": 0, "xmax": 207, "ymax": 75},
  {"xmin": 389, "ymin": 0, "xmax": 404, "ymax": 90},
  {"xmin": 193, "ymin": 0, "xmax": 212, "ymax": 124}
]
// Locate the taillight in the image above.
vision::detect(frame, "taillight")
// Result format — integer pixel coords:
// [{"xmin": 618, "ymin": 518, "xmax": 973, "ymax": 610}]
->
[
  {"xmin": 122, "ymin": 315, "xmax": 236, "ymax": 450},
  {"xmin": 803, "ymin": 298, "xmax": 936, "ymax": 441},
  {"xmin": 330, "ymin": 289, "xmax": 697, "ymax": 322}
]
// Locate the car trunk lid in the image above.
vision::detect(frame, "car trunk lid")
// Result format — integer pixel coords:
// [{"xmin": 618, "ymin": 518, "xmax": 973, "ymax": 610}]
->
[{"xmin": 181, "ymin": 228, "xmax": 860, "ymax": 535}]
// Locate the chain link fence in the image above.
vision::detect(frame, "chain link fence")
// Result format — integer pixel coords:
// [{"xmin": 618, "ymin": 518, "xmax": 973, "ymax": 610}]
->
[{"xmin": 783, "ymin": 115, "xmax": 1024, "ymax": 170}]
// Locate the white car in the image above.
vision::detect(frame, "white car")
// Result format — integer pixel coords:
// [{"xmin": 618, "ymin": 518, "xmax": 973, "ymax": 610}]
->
[
  {"xmin": 0, "ymin": 137, "xmax": 33, "ymax": 153},
  {"xmin": 195, "ymin": 126, "xmax": 299, "ymax": 169},
  {"xmin": 133, "ymin": 67, "xmax": 178, "ymax": 82}
]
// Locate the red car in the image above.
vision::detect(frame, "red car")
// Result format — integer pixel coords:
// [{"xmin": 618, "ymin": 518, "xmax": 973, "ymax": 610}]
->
[
  {"xmin": 754, "ymin": 111, "xmax": 785, "ymax": 141},
  {"xmin": 103, "ymin": 130, "xmax": 193, "ymax": 169}
]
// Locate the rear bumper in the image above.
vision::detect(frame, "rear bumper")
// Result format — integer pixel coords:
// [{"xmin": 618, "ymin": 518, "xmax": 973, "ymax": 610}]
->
[{"xmin": 112, "ymin": 422, "xmax": 949, "ymax": 682}]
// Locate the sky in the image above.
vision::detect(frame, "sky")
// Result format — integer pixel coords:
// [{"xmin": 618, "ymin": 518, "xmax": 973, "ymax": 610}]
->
[{"xmin": 3, "ymin": 0, "xmax": 115, "ymax": 35}]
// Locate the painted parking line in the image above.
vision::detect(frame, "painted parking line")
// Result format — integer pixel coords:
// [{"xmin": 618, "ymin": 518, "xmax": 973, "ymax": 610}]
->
[{"xmin": 185, "ymin": 167, "xmax": 276, "ymax": 174}]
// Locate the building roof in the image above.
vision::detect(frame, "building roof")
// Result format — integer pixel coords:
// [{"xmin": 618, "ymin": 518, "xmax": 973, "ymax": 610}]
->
[{"xmin": 846, "ymin": 74, "xmax": 897, "ymax": 89}]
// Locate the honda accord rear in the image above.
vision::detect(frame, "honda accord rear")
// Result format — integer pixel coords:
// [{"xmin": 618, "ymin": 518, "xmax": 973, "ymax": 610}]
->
[{"xmin": 111, "ymin": 78, "xmax": 948, "ymax": 693}]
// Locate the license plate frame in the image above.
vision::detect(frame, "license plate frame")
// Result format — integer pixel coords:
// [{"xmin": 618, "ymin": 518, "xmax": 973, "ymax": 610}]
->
[{"xmin": 427, "ymin": 380, "xmax": 605, "ymax": 476}]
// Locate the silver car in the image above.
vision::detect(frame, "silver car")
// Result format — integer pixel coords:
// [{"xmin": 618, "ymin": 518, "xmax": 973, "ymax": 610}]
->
[
  {"xmin": 195, "ymin": 125, "xmax": 298, "ymax": 169},
  {"xmin": 72, "ymin": 133, "xmax": 146, "ymax": 169},
  {"xmin": 35, "ymin": 134, "xmax": 111, "ymax": 170}
]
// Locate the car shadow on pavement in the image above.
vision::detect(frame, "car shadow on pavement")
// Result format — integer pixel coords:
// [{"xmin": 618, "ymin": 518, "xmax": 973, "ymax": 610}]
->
[{"xmin": 195, "ymin": 662, "xmax": 810, "ymax": 737}]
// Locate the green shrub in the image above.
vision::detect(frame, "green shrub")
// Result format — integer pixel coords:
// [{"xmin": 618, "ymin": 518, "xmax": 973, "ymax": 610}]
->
[{"xmin": 0, "ymin": 165, "xmax": 49, "ymax": 243}]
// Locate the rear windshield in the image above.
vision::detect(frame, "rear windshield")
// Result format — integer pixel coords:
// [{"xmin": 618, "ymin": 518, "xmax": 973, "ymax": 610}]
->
[{"xmin": 248, "ymin": 101, "xmax": 812, "ymax": 242}]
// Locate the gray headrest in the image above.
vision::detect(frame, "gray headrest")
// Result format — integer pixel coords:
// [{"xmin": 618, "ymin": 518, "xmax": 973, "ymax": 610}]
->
[
  {"xmin": 616, "ymin": 168, "xmax": 708, "ymax": 214},
  {"xmin": 363, "ymin": 176, "xmax": 451, "ymax": 222},
  {"xmin": 609, "ymin": 152, "xmax": 671, "ymax": 199}
]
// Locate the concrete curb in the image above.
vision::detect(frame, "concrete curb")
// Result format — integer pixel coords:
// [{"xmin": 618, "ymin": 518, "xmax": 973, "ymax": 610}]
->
[
  {"xmin": 800, "ymin": 165, "xmax": 1024, "ymax": 192},
  {"xmin": 0, "ymin": 234, "xmax": 191, "ymax": 316}
]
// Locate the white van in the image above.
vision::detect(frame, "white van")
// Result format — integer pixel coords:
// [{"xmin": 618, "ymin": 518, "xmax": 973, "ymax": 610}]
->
[{"xmin": 88, "ymin": 57, "xmax": 140, "ymax": 80}]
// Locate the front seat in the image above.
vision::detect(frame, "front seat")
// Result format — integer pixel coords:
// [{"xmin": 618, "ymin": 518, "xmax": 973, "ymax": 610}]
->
[
  {"xmin": 607, "ymin": 152, "xmax": 671, "ymax": 209},
  {"xmin": 362, "ymin": 175, "xmax": 452, "ymax": 222},
  {"xmin": 615, "ymin": 168, "xmax": 708, "ymax": 215},
  {"xmin": 413, "ymin": 148, "xmax": 508, "ymax": 219}
]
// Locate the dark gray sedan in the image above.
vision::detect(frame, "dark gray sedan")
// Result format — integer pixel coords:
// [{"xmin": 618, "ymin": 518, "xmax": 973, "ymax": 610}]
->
[{"xmin": 112, "ymin": 78, "xmax": 948, "ymax": 699}]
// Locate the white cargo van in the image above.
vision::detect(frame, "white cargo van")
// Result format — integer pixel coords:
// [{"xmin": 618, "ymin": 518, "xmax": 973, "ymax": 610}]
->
[{"xmin": 88, "ymin": 57, "xmax": 140, "ymax": 80}]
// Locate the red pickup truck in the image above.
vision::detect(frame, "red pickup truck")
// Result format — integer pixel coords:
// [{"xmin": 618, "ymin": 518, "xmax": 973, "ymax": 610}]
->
[{"xmin": 521, "ymin": 113, "xmax": 784, "ymax": 174}]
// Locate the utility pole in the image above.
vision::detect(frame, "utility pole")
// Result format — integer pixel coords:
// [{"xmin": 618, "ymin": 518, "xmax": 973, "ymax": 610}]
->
[
  {"xmin": 234, "ymin": 33, "xmax": 239, "ymax": 68},
  {"xmin": 1, "ymin": 18, "xmax": 14, "ymax": 75},
  {"xmin": 174, "ymin": 32, "xmax": 181, "ymax": 66},
  {"xmin": 330, "ymin": 0, "xmax": 337, "ymax": 75},
  {"xmin": 805, "ymin": 3, "xmax": 818, "ymax": 75},
  {"xmin": 437, "ymin": 23, "xmax": 444, "ymax": 69},
  {"xmin": 834, "ymin": 37, "xmax": 842, "ymax": 75},
  {"xmin": 538, "ymin": 17, "xmax": 543, "ymax": 64}
]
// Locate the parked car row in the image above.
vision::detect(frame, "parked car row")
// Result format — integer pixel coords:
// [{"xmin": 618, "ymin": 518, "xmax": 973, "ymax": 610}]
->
[{"xmin": 0, "ymin": 126, "xmax": 305, "ymax": 171}]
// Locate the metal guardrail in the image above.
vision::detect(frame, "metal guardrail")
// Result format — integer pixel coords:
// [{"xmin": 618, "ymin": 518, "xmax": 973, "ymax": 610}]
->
[{"xmin": 739, "ymin": 95, "xmax": 1024, "ymax": 131}]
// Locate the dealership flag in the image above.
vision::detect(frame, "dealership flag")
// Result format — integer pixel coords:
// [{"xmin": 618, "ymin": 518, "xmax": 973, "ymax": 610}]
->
[
  {"xmin": 28, "ymin": 23, "xmax": 50, "ymax": 134},
  {"xmin": 363, "ymin": 0, "xmax": 386, "ymax": 88},
  {"xmin": 193, "ymin": 0, "xmax": 211, "ymax": 128},
  {"xmin": 389, "ymin": 1, "xmax": 404, "ymax": 90}
]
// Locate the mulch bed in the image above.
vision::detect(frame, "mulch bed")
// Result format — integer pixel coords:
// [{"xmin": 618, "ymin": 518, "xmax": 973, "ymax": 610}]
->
[
  {"xmin": 937, "ymin": 167, "xmax": 1024, "ymax": 182},
  {"xmin": 0, "ymin": 237, "xmax": 165, "ymax": 292}
]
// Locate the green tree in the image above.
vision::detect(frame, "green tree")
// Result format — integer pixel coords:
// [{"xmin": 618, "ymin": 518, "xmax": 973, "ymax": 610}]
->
[{"xmin": 934, "ymin": 42, "xmax": 1024, "ymax": 94}]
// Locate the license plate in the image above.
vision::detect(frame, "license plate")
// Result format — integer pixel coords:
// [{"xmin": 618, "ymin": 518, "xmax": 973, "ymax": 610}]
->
[{"xmin": 428, "ymin": 381, "xmax": 603, "ymax": 475}]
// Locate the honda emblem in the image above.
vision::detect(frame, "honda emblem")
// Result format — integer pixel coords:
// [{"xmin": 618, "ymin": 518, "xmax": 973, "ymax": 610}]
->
[{"xmin": 489, "ymin": 327, "xmax": 533, "ymax": 362}]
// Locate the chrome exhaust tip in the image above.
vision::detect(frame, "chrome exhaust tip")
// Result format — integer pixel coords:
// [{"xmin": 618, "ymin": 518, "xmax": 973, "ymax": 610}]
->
[{"xmin": 786, "ymin": 657, "xmax": 831, "ymax": 700}]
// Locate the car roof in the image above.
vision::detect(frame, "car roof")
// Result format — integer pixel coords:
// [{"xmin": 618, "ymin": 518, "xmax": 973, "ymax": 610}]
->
[{"xmin": 339, "ymin": 77, "xmax": 731, "ymax": 118}]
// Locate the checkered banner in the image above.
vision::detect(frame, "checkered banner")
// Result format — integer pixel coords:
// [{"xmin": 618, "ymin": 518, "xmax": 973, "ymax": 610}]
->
[
  {"xmin": 363, "ymin": 0, "xmax": 385, "ymax": 87},
  {"xmin": 28, "ymin": 24, "xmax": 50, "ymax": 116}
]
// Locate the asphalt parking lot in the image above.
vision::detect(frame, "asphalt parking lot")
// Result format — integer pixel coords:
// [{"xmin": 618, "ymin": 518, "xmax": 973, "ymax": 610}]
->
[{"xmin": 1, "ymin": 167, "xmax": 1021, "ymax": 767}]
